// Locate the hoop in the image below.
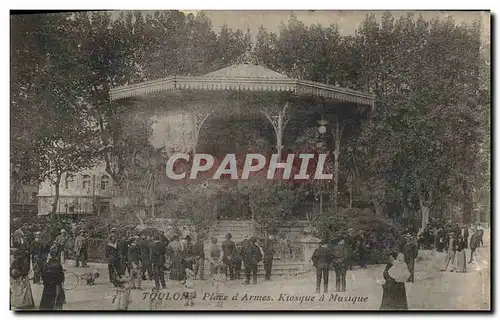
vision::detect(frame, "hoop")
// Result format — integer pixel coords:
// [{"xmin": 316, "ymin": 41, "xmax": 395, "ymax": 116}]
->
[{"xmin": 63, "ymin": 271, "xmax": 79, "ymax": 291}]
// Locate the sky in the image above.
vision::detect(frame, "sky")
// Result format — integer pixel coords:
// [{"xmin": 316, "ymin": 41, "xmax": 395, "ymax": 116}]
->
[
  {"xmin": 113, "ymin": 10, "xmax": 490, "ymax": 42},
  {"xmin": 193, "ymin": 10, "xmax": 488, "ymax": 38}
]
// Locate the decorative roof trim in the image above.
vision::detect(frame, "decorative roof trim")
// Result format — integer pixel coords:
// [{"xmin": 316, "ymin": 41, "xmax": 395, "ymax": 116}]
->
[{"xmin": 110, "ymin": 76, "xmax": 375, "ymax": 107}]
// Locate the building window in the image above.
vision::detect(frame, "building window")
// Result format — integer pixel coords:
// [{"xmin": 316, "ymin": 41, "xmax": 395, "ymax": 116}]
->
[
  {"xmin": 31, "ymin": 192, "xmax": 37, "ymax": 204},
  {"xmin": 101, "ymin": 175, "xmax": 109, "ymax": 190},
  {"xmin": 82, "ymin": 175, "xmax": 91, "ymax": 190},
  {"xmin": 65, "ymin": 174, "xmax": 74, "ymax": 189}
]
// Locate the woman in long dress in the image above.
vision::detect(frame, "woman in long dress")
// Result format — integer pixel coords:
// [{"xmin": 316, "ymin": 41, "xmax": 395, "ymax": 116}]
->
[
  {"xmin": 380, "ymin": 251, "xmax": 408, "ymax": 310},
  {"xmin": 39, "ymin": 245, "xmax": 66, "ymax": 310},
  {"xmin": 10, "ymin": 248, "xmax": 35, "ymax": 310},
  {"xmin": 167, "ymin": 235, "xmax": 185, "ymax": 281},
  {"xmin": 455, "ymin": 234, "xmax": 467, "ymax": 273}
]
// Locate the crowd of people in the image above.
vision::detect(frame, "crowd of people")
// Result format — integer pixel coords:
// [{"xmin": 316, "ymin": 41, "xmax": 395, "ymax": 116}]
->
[
  {"xmin": 311, "ymin": 222, "xmax": 486, "ymax": 310},
  {"xmin": 10, "ymin": 220, "xmax": 486, "ymax": 311},
  {"xmin": 10, "ymin": 224, "xmax": 279, "ymax": 310}
]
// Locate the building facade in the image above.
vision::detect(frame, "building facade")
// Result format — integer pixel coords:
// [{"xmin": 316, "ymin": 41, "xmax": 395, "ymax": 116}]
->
[{"xmin": 37, "ymin": 163, "xmax": 115, "ymax": 216}]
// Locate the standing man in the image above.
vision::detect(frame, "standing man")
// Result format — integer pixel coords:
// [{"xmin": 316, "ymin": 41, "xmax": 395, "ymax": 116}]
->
[
  {"xmin": 311, "ymin": 242, "xmax": 332, "ymax": 293},
  {"xmin": 402, "ymin": 234, "xmax": 418, "ymax": 282},
  {"xmin": 192, "ymin": 235, "xmax": 206, "ymax": 280},
  {"xmin": 127, "ymin": 237, "xmax": 142, "ymax": 289},
  {"xmin": 463, "ymin": 226, "xmax": 470, "ymax": 249},
  {"xmin": 469, "ymin": 229, "xmax": 480, "ymax": 264},
  {"xmin": 357, "ymin": 231, "xmax": 367, "ymax": 268},
  {"xmin": 105, "ymin": 235, "xmax": 121, "ymax": 286},
  {"xmin": 74, "ymin": 231, "xmax": 84, "ymax": 267},
  {"xmin": 209, "ymin": 237, "xmax": 221, "ymax": 277},
  {"xmin": 331, "ymin": 237, "xmax": 348, "ymax": 292},
  {"xmin": 139, "ymin": 235, "xmax": 153, "ymax": 281},
  {"xmin": 441, "ymin": 232, "xmax": 457, "ymax": 272},
  {"xmin": 222, "ymin": 233, "xmax": 236, "ymax": 280},
  {"xmin": 118, "ymin": 234, "xmax": 130, "ymax": 276},
  {"xmin": 31, "ymin": 233, "xmax": 47, "ymax": 285},
  {"xmin": 242, "ymin": 236, "xmax": 262, "ymax": 285},
  {"xmin": 54, "ymin": 229, "xmax": 69, "ymax": 265},
  {"xmin": 263, "ymin": 234, "xmax": 275, "ymax": 281},
  {"xmin": 151, "ymin": 235, "xmax": 167, "ymax": 290},
  {"xmin": 346, "ymin": 229, "xmax": 356, "ymax": 271}
]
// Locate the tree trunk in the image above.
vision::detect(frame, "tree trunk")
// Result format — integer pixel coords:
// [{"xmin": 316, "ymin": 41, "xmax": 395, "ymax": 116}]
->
[
  {"xmin": 419, "ymin": 200, "xmax": 430, "ymax": 230},
  {"xmin": 463, "ymin": 185, "xmax": 473, "ymax": 225},
  {"xmin": 348, "ymin": 188, "xmax": 353, "ymax": 209},
  {"xmin": 50, "ymin": 173, "xmax": 62, "ymax": 215}
]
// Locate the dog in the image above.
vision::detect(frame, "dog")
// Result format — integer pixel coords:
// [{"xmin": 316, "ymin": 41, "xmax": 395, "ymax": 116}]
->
[{"xmin": 80, "ymin": 269, "xmax": 100, "ymax": 285}]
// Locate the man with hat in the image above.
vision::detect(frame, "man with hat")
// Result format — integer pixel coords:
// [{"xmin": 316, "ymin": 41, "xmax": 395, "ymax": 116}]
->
[
  {"xmin": 263, "ymin": 234, "xmax": 276, "ymax": 281},
  {"xmin": 441, "ymin": 231, "xmax": 457, "ymax": 272},
  {"xmin": 242, "ymin": 236, "xmax": 262, "ymax": 285},
  {"xmin": 402, "ymin": 233, "xmax": 418, "ymax": 282},
  {"xmin": 74, "ymin": 231, "xmax": 89, "ymax": 268},
  {"xmin": 138, "ymin": 234, "xmax": 153, "ymax": 281},
  {"xmin": 31, "ymin": 232, "xmax": 48, "ymax": 284},
  {"xmin": 151, "ymin": 235, "xmax": 167, "ymax": 290},
  {"xmin": 54, "ymin": 229, "xmax": 69, "ymax": 265},
  {"xmin": 346, "ymin": 228, "xmax": 356, "ymax": 271},
  {"xmin": 222, "ymin": 233, "xmax": 237, "ymax": 280},
  {"xmin": 127, "ymin": 236, "xmax": 142, "ymax": 289}
]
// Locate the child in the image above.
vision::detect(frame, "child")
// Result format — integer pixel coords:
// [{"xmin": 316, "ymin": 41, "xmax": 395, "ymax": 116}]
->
[
  {"xmin": 149, "ymin": 287, "xmax": 163, "ymax": 311},
  {"xmin": 212, "ymin": 265, "xmax": 226, "ymax": 308},
  {"xmin": 114, "ymin": 275, "xmax": 132, "ymax": 311},
  {"xmin": 184, "ymin": 268, "xmax": 196, "ymax": 307}
]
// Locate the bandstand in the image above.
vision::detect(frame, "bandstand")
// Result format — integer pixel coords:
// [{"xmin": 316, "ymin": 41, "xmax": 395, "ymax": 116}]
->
[
  {"xmin": 110, "ymin": 62, "xmax": 375, "ymax": 161},
  {"xmin": 110, "ymin": 61, "xmax": 375, "ymax": 274}
]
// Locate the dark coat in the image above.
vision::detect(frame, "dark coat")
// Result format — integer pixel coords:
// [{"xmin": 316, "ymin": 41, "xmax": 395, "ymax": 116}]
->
[
  {"xmin": 151, "ymin": 241, "xmax": 166, "ymax": 266},
  {"xmin": 11, "ymin": 255, "xmax": 30, "ymax": 279},
  {"xmin": 311, "ymin": 246, "xmax": 332, "ymax": 269},
  {"xmin": 331, "ymin": 243, "xmax": 348, "ymax": 268},
  {"xmin": 243, "ymin": 243, "xmax": 262, "ymax": 266},
  {"xmin": 118, "ymin": 240, "xmax": 129, "ymax": 258},
  {"xmin": 31, "ymin": 242, "xmax": 48, "ymax": 261},
  {"xmin": 159, "ymin": 235, "xmax": 169, "ymax": 247},
  {"xmin": 138, "ymin": 239, "xmax": 151, "ymax": 261},
  {"xmin": 402, "ymin": 242, "xmax": 418, "ymax": 263},
  {"xmin": 470, "ymin": 234, "xmax": 480, "ymax": 250},
  {"xmin": 191, "ymin": 241, "xmax": 205, "ymax": 258},
  {"xmin": 263, "ymin": 239, "xmax": 276, "ymax": 258},
  {"xmin": 222, "ymin": 240, "xmax": 236, "ymax": 258},
  {"xmin": 127, "ymin": 244, "xmax": 141, "ymax": 264},
  {"xmin": 39, "ymin": 258, "xmax": 66, "ymax": 310},
  {"xmin": 105, "ymin": 243, "xmax": 120, "ymax": 265},
  {"xmin": 380, "ymin": 263, "xmax": 408, "ymax": 310}
]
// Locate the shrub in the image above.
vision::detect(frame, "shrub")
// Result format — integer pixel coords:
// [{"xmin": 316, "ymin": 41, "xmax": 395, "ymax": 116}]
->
[{"xmin": 312, "ymin": 208, "xmax": 400, "ymax": 265}]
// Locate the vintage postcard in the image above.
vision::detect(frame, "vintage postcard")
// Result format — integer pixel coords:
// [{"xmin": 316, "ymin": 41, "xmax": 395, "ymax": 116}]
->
[{"xmin": 10, "ymin": 10, "xmax": 490, "ymax": 311}]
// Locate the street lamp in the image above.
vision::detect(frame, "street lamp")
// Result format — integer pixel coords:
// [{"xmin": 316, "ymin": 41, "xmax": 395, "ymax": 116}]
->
[
  {"xmin": 317, "ymin": 119, "xmax": 328, "ymax": 134},
  {"xmin": 317, "ymin": 119, "xmax": 329, "ymax": 215}
]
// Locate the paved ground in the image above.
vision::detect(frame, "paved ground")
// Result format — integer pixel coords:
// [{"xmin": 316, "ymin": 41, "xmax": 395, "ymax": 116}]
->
[{"xmin": 27, "ymin": 231, "xmax": 490, "ymax": 311}]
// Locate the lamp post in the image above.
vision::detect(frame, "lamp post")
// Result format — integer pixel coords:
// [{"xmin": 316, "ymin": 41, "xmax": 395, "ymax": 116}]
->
[{"xmin": 317, "ymin": 119, "xmax": 328, "ymax": 215}]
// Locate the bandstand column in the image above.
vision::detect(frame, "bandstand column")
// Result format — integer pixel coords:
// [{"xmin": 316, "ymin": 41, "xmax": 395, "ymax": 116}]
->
[
  {"xmin": 261, "ymin": 102, "xmax": 290, "ymax": 159},
  {"xmin": 188, "ymin": 102, "xmax": 216, "ymax": 155}
]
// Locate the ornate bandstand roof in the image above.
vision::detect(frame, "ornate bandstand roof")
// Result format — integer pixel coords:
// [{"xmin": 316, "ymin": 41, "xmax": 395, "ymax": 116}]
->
[{"xmin": 110, "ymin": 63, "xmax": 375, "ymax": 107}]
